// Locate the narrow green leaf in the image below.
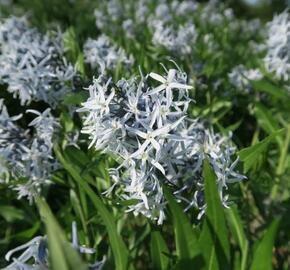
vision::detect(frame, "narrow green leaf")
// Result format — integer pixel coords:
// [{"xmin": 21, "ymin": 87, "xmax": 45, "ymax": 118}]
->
[
  {"xmin": 250, "ymin": 218, "xmax": 281, "ymax": 270},
  {"xmin": 226, "ymin": 205, "xmax": 248, "ymax": 270},
  {"xmin": 252, "ymin": 80, "xmax": 289, "ymax": 99},
  {"xmin": 36, "ymin": 197, "xmax": 88, "ymax": 270},
  {"xmin": 11, "ymin": 222, "xmax": 41, "ymax": 242},
  {"xmin": 238, "ymin": 129, "xmax": 284, "ymax": 173},
  {"xmin": 199, "ymin": 159, "xmax": 230, "ymax": 270},
  {"xmin": 70, "ymin": 189, "xmax": 87, "ymax": 234},
  {"xmin": 163, "ymin": 187, "xmax": 200, "ymax": 261},
  {"xmin": 63, "ymin": 27, "xmax": 79, "ymax": 62},
  {"xmin": 150, "ymin": 230, "xmax": 170, "ymax": 270},
  {"xmin": 54, "ymin": 145, "xmax": 131, "ymax": 270},
  {"xmin": 277, "ymin": 124, "xmax": 290, "ymax": 175},
  {"xmin": 64, "ymin": 146, "xmax": 91, "ymax": 168},
  {"xmin": 254, "ymin": 104, "xmax": 278, "ymax": 135},
  {"xmin": 76, "ymin": 52, "xmax": 85, "ymax": 77},
  {"xmin": 226, "ymin": 205, "xmax": 246, "ymax": 253},
  {"xmin": 60, "ymin": 112, "xmax": 74, "ymax": 132},
  {"xmin": 63, "ymin": 92, "xmax": 88, "ymax": 106},
  {"xmin": 0, "ymin": 206, "xmax": 25, "ymax": 222},
  {"xmin": 254, "ymin": 104, "xmax": 282, "ymax": 146}
]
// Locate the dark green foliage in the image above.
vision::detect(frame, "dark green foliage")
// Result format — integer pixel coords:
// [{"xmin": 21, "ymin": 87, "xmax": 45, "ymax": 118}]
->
[{"xmin": 0, "ymin": 1, "xmax": 289, "ymax": 269}]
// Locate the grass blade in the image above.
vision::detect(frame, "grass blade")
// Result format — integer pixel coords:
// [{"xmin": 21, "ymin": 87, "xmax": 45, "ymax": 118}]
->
[
  {"xmin": 226, "ymin": 205, "xmax": 248, "ymax": 270},
  {"xmin": 150, "ymin": 229, "xmax": 170, "ymax": 270},
  {"xmin": 250, "ymin": 218, "xmax": 281, "ymax": 270},
  {"xmin": 36, "ymin": 196, "xmax": 88, "ymax": 270},
  {"xmin": 199, "ymin": 159, "xmax": 230, "ymax": 270},
  {"xmin": 238, "ymin": 129, "xmax": 284, "ymax": 173},
  {"xmin": 54, "ymin": 145, "xmax": 131, "ymax": 270},
  {"xmin": 163, "ymin": 187, "xmax": 200, "ymax": 266},
  {"xmin": 251, "ymin": 80, "xmax": 289, "ymax": 100}
]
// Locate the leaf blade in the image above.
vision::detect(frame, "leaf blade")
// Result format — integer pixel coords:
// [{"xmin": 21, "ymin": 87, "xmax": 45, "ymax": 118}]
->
[
  {"xmin": 238, "ymin": 129, "xmax": 284, "ymax": 173},
  {"xmin": 54, "ymin": 145, "xmax": 131, "ymax": 270},
  {"xmin": 36, "ymin": 197, "xmax": 88, "ymax": 270},
  {"xmin": 164, "ymin": 186, "xmax": 200, "ymax": 262},
  {"xmin": 250, "ymin": 218, "xmax": 281, "ymax": 270},
  {"xmin": 150, "ymin": 230, "xmax": 170, "ymax": 270},
  {"xmin": 199, "ymin": 159, "xmax": 230, "ymax": 270}
]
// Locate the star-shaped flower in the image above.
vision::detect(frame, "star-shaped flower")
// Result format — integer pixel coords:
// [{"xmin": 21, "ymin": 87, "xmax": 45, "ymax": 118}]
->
[{"xmin": 147, "ymin": 69, "xmax": 193, "ymax": 94}]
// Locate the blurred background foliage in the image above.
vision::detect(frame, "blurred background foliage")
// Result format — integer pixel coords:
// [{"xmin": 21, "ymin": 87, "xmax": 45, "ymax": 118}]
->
[{"xmin": 0, "ymin": 0, "xmax": 290, "ymax": 269}]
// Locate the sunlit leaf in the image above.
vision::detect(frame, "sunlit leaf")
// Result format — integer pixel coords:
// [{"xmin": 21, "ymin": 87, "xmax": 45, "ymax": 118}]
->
[{"xmin": 199, "ymin": 159, "xmax": 230, "ymax": 270}]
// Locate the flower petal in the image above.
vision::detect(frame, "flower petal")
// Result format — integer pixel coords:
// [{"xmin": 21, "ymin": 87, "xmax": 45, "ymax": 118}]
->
[{"xmin": 149, "ymin": 72, "xmax": 166, "ymax": 83}]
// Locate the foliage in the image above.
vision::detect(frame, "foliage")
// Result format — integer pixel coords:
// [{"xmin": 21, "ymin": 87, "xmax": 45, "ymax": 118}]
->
[{"xmin": 0, "ymin": 0, "xmax": 289, "ymax": 269}]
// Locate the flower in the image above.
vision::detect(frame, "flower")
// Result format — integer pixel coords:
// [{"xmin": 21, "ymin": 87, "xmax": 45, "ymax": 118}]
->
[
  {"xmin": 4, "ymin": 222, "xmax": 106, "ymax": 270},
  {"xmin": 228, "ymin": 65, "xmax": 263, "ymax": 93},
  {"xmin": 78, "ymin": 66, "xmax": 245, "ymax": 224},
  {"xmin": 0, "ymin": 16, "xmax": 76, "ymax": 107},
  {"xmin": 263, "ymin": 10, "xmax": 290, "ymax": 82},
  {"xmin": 0, "ymin": 101, "xmax": 59, "ymax": 201},
  {"xmin": 150, "ymin": 21, "xmax": 197, "ymax": 56},
  {"xmin": 148, "ymin": 69, "xmax": 193, "ymax": 94},
  {"xmin": 4, "ymin": 236, "xmax": 48, "ymax": 270},
  {"xmin": 148, "ymin": 69, "xmax": 193, "ymax": 107},
  {"xmin": 83, "ymin": 34, "xmax": 134, "ymax": 72}
]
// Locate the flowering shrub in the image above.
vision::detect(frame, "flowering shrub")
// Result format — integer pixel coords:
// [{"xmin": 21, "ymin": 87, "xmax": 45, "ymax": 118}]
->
[{"xmin": 0, "ymin": 1, "xmax": 289, "ymax": 269}]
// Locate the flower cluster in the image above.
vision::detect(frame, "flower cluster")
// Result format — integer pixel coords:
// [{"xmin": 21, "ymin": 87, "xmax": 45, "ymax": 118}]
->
[
  {"xmin": 4, "ymin": 222, "xmax": 105, "ymax": 270},
  {"xmin": 0, "ymin": 100, "xmax": 58, "ymax": 201},
  {"xmin": 264, "ymin": 10, "xmax": 290, "ymax": 82},
  {"xmin": 151, "ymin": 21, "xmax": 197, "ymax": 56},
  {"xmin": 147, "ymin": 1, "xmax": 198, "ymax": 56},
  {"xmin": 91, "ymin": 0, "xmax": 271, "ymax": 98},
  {"xmin": 94, "ymin": 0, "xmax": 199, "ymax": 56},
  {"xmin": 0, "ymin": 99, "xmax": 28, "ymax": 183},
  {"xmin": 0, "ymin": 16, "xmax": 76, "ymax": 107},
  {"xmin": 78, "ymin": 68, "xmax": 245, "ymax": 224},
  {"xmin": 84, "ymin": 34, "xmax": 134, "ymax": 72},
  {"xmin": 228, "ymin": 65, "xmax": 263, "ymax": 93}
]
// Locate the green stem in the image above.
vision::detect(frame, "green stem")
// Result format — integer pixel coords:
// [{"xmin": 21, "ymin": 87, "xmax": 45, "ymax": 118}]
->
[
  {"xmin": 271, "ymin": 125, "xmax": 290, "ymax": 200},
  {"xmin": 277, "ymin": 125, "xmax": 290, "ymax": 176},
  {"xmin": 241, "ymin": 240, "xmax": 248, "ymax": 270}
]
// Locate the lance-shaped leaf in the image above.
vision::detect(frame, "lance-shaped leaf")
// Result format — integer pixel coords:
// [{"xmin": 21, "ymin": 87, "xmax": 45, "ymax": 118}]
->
[
  {"xmin": 238, "ymin": 129, "xmax": 284, "ymax": 173},
  {"xmin": 150, "ymin": 229, "xmax": 170, "ymax": 270},
  {"xmin": 36, "ymin": 196, "xmax": 88, "ymax": 270},
  {"xmin": 250, "ymin": 218, "xmax": 281, "ymax": 270},
  {"xmin": 164, "ymin": 186, "xmax": 200, "ymax": 268},
  {"xmin": 226, "ymin": 205, "xmax": 248, "ymax": 270},
  {"xmin": 199, "ymin": 159, "xmax": 230, "ymax": 270},
  {"xmin": 54, "ymin": 145, "xmax": 132, "ymax": 270}
]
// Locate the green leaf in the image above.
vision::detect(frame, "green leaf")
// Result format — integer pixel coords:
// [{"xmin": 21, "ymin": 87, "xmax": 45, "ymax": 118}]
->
[
  {"xmin": 63, "ymin": 92, "xmax": 88, "ymax": 106},
  {"xmin": 226, "ymin": 205, "xmax": 248, "ymax": 270},
  {"xmin": 199, "ymin": 159, "xmax": 230, "ymax": 270},
  {"xmin": 76, "ymin": 52, "xmax": 85, "ymax": 77},
  {"xmin": 60, "ymin": 111, "xmax": 74, "ymax": 132},
  {"xmin": 277, "ymin": 124, "xmax": 290, "ymax": 175},
  {"xmin": 70, "ymin": 189, "xmax": 87, "ymax": 234},
  {"xmin": 12, "ymin": 222, "xmax": 41, "ymax": 241},
  {"xmin": 0, "ymin": 206, "xmax": 25, "ymax": 222},
  {"xmin": 150, "ymin": 230, "xmax": 170, "ymax": 270},
  {"xmin": 64, "ymin": 146, "xmax": 91, "ymax": 168},
  {"xmin": 254, "ymin": 104, "xmax": 282, "ymax": 146},
  {"xmin": 238, "ymin": 129, "xmax": 284, "ymax": 173},
  {"xmin": 163, "ymin": 187, "xmax": 200, "ymax": 262},
  {"xmin": 63, "ymin": 27, "xmax": 80, "ymax": 62},
  {"xmin": 252, "ymin": 80, "xmax": 289, "ymax": 100},
  {"xmin": 54, "ymin": 145, "xmax": 132, "ymax": 270},
  {"xmin": 250, "ymin": 218, "xmax": 281, "ymax": 270},
  {"xmin": 36, "ymin": 197, "xmax": 88, "ymax": 270},
  {"xmin": 254, "ymin": 104, "xmax": 279, "ymax": 135}
]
